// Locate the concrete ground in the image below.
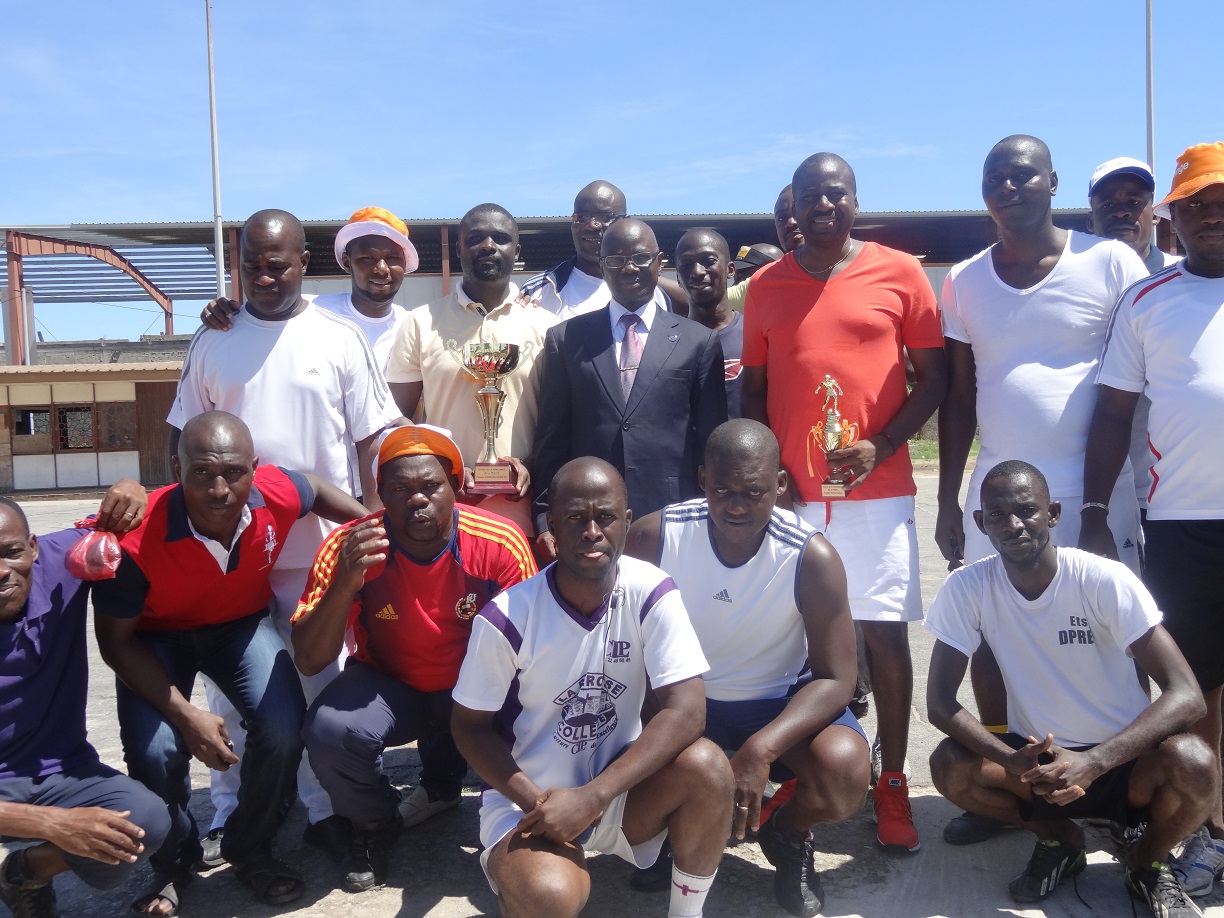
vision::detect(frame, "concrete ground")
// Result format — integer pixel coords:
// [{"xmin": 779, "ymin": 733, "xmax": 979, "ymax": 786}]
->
[{"xmin": 12, "ymin": 474, "xmax": 1224, "ymax": 917}]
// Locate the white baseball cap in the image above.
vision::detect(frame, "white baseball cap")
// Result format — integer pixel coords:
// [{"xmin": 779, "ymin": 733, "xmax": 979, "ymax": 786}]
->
[{"xmin": 1088, "ymin": 157, "xmax": 1156, "ymax": 197}]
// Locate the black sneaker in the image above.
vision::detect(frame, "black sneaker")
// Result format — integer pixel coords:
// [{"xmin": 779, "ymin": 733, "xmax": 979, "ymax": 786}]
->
[
  {"xmin": 1008, "ymin": 838, "xmax": 1086, "ymax": 903},
  {"xmin": 943, "ymin": 811, "xmax": 1008, "ymax": 846},
  {"xmin": 629, "ymin": 839, "xmax": 672, "ymax": 892},
  {"xmin": 757, "ymin": 809, "xmax": 825, "ymax": 917},
  {"xmin": 341, "ymin": 813, "xmax": 402, "ymax": 893},
  {"xmin": 1126, "ymin": 860, "xmax": 1203, "ymax": 917},
  {"xmin": 304, "ymin": 814, "xmax": 353, "ymax": 863},
  {"xmin": 0, "ymin": 849, "xmax": 59, "ymax": 918}
]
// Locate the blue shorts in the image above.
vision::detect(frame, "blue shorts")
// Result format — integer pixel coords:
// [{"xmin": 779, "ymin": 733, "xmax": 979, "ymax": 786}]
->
[{"xmin": 705, "ymin": 687, "xmax": 868, "ymax": 782}]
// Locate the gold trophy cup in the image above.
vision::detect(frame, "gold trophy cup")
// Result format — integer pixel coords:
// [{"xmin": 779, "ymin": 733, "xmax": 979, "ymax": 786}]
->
[
  {"xmin": 463, "ymin": 342, "xmax": 521, "ymax": 495},
  {"xmin": 808, "ymin": 375, "xmax": 860, "ymax": 498}
]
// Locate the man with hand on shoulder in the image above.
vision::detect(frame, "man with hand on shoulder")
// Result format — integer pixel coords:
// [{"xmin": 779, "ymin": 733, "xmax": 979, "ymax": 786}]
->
[{"xmin": 92, "ymin": 411, "xmax": 367, "ymax": 913}]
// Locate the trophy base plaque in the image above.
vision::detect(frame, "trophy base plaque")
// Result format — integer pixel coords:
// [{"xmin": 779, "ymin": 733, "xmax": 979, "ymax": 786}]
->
[
  {"xmin": 821, "ymin": 482, "xmax": 847, "ymax": 499},
  {"xmin": 470, "ymin": 461, "xmax": 519, "ymax": 496}
]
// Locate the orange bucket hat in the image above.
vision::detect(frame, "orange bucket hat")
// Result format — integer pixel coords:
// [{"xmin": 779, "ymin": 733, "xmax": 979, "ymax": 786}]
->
[
  {"xmin": 333, "ymin": 206, "xmax": 419, "ymax": 272},
  {"xmin": 1155, "ymin": 142, "xmax": 1224, "ymax": 219}
]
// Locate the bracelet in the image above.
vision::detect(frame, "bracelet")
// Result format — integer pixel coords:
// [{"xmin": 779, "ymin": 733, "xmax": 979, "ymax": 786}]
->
[
  {"xmin": 877, "ymin": 431, "xmax": 897, "ymax": 455},
  {"xmin": 1080, "ymin": 502, "xmax": 1109, "ymax": 513}
]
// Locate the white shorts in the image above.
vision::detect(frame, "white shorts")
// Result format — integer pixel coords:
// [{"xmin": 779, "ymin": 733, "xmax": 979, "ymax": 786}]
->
[
  {"xmin": 794, "ymin": 495, "xmax": 922, "ymax": 623},
  {"xmin": 478, "ymin": 788, "xmax": 668, "ymax": 895}
]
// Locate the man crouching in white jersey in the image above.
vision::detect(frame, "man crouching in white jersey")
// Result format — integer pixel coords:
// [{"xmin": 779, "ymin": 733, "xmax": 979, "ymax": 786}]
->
[
  {"xmin": 451, "ymin": 457, "xmax": 734, "ymax": 918},
  {"xmin": 626, "ymin": 419, "xmax": 869, "ymax": 917}
]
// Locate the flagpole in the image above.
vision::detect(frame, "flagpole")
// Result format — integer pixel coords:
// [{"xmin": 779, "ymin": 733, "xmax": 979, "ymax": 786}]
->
[{"xmin": 205, "ymin": 0, "xmax": 226, "ymax": 298}]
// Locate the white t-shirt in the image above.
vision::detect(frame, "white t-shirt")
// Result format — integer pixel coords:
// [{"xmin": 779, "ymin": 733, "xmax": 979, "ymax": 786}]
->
[
  {"xmin": 453, "ymin": 557, "xmax": 708, "ymax": 797},
  {"xmin": 659, "ymin": 499, "xmax": 814, "ymax": 702},
  {"xmin": 942, "ymin": 232, "xmax": 1148, "ymax": 562},
  {"xmin": 311, "ymin": 293, "xmax": 409, "ymax": 372},
  {"xmin": 1098, "ymin": 265, "xmax": 1224, "ymax": 519},
  {"xmin": 925, "ymin": 547, "xmax": 1160, "ymax": 747},
  {"xmin": 534, "ymin": 265, "xmax": 609, "ymax": 321},
  {"xmin": 168, "ymin": 303, "xmax": 401, "ymax": 567}
]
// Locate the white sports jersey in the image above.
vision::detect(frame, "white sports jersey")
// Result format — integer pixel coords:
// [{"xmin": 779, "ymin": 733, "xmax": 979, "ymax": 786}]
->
[
  {"xmin": 659, "ymin": 499, "xmax": 815, "ymax": 701},
  {"xmin": 168, "ymin": 302, "xmax": 401, "ymax": 567},
  {"xmin": 1099, "ymin": 265, "xmax": 1224, "ymax": 519},
  {"xmin": 453, "ymin": 556, "xmax": 708, "ymax": 796},
  {"xmin": 310, "ymin": 293, "xmax": 408, "ymax": 372},
  {"xmin": 941, "ymin": 231, "xmax": 1147, "ymax": 565},
  {"xmin": 925, "ymin": 547, "xmax": 1160, "ymax": 747}
]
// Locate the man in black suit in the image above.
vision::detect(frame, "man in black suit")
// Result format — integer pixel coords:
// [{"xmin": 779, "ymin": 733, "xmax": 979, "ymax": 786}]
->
[{"xmin": 531, "ymin": 218, "xmax": 727, "ymax": 560}]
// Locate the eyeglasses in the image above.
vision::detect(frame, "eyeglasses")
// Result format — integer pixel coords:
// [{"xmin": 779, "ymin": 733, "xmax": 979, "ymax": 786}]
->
[
  {"xmin": 572, "ymin": 212, "xmax": 627, "ymax": 230},
  {"xmin": 601, "ymin": 252, "xmax": 660, "ymax": 270}
]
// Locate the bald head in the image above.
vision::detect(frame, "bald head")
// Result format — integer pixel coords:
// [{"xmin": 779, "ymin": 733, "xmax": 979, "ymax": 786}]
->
[
  {"xmin": 549, "ymin": 457, "xmax": 627, "ymax": 513},
  {"xmin": 240, "ymin": 208, "xmax": 306, "ymax": 253},
  {"xmin": 986, "ymin": 134, "xmax": 1053, "ymax": 172},
  {"xmin": 704, "ymin": 419, "xmax": 781, "ymax": 473},
  {"xmin": 600, "ymin": 218, "xmax": 657, "ymax": 257},
  {"xmin": 575, "ymin": 180, "xmax": 626, "ymax": 216},
  {"xmin": 459, "ymin": 203, "xmax": 518, "ymax": 240},
  {"xmin": 793, "ymin": 153, "xmax": 857, "ymax": 196},
  {"xmin": 600, "ymin": 218, "xmax": 661, "ymax": 310},
  {"xmin": 177, "ymin": 411, "xmax": 255, "ymax": 467},
  {"xmin": 677, "ymin": 228, "xmax": 730, "ymax": 262}
]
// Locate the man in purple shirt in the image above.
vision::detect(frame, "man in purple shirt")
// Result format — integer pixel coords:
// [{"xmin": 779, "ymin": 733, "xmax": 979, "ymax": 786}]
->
[{"xmin": 0, "ymin": 485, "xmax": 170, "ymax": 918}]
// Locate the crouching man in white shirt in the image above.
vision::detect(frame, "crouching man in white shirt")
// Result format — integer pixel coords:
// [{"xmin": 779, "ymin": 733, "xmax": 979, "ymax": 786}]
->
[
  {"xmin": 927, "ymin": 460, "xmax": 1213, "ymax": 918},
  {"xmin": 451, "ymin": 457, "xmax": 733, "ymax": 918}
]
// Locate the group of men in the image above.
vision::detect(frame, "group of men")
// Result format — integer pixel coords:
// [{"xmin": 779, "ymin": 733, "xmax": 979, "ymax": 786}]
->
[{"xmin": 0, "ymin": 136, "xmax": 1221, "ymax": 918}]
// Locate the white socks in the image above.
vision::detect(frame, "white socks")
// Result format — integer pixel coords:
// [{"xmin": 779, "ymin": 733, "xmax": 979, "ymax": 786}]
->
[{"xmin": 667, "ymin": 864, "xmax": 716, "ymax": 918}]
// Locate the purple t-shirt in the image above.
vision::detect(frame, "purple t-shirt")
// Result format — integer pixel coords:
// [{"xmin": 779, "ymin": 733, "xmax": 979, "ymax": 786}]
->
[{"xmin": 0, "ymin": 528, "xmax": 98, "ymax": 780}]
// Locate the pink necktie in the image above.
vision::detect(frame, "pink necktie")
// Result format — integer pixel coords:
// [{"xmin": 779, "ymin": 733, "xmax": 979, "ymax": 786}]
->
[{"xmin": 619, "ymin": 313, "xmax": 643, "ymax": 400}]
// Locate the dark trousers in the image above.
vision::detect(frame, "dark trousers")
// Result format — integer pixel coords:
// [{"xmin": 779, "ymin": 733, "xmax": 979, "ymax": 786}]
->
[
  {"xmin": 117, "ymin": 611, "xmax": 305, "ymax": 873},
  {"xmin": 0, "ymin": 766, "xmax": 170, "ymax": 888},
  {"xmin": 303, "ymin": 661, "xmax": 467, "ymax": 826}
]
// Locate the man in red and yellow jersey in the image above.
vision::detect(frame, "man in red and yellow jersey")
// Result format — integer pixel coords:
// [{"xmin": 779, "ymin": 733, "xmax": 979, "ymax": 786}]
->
[{"xmin": 291, "ymin": 424, "xmax": 536, "ymax": 893}]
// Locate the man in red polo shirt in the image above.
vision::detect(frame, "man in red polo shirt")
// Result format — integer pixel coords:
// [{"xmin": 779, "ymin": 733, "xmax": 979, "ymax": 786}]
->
[
  {"xmin": 292, "ymin": 425, "xmax": 536, "ymax": 894},
  {"xmin": 742, "ymin": 152, "xmax": 947, "ymax": 853},
  {"xmin": 92, "ymin": 411, "xmax": 367, "ymax": 915}
]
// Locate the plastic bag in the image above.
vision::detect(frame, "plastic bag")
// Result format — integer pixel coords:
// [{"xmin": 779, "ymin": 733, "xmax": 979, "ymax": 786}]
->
[{"xmin": 65, "ymin": 518, "xmax": 122, "ymax": 581}]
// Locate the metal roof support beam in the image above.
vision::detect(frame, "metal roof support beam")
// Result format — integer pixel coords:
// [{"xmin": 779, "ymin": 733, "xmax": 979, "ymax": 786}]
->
[
  {"xmin": 6, "ymin": 231, "xmax": 175, "ymax": 337},
  {"xmin": 5, "ymin": 232, "xmax": 30, "ymax": 365}
]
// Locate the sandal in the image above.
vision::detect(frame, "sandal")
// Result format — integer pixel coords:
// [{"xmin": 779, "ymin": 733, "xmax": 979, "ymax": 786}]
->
[
  {"xmin": 129, "ymin": 875, "xmax": 185, "ymax": 917},
  {"xmin": 235, "ymin": 857, "xmax": 304, "ymax": 906}
]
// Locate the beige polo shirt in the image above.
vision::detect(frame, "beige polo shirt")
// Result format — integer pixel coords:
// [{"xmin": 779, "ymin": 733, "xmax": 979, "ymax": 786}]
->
[{"xmin": 386, "ymin": 282, "xmax": 558, "ymax": 469}]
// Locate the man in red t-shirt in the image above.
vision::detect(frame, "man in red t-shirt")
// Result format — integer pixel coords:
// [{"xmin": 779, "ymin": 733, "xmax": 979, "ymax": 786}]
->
[
  {"xmin": 92, "ymin": 411, "xmax": 367, "ymax": 913},
  {"xmin": 742, "ymin": 152, "xmax": 947, "ymax": 853},
  {"xmin": 292, "ymin": 425, "xmax": 536, "ymax": 894}
]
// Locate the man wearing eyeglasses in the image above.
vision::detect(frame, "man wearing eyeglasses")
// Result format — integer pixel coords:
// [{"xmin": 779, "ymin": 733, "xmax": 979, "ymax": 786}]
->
[
  {"xmin": 530, "ymin": 218, "xmax": 727, "ymax": 561},
  {"xmin": 520, "ymin": 181, "xmax": 628, "ymax": 321}
]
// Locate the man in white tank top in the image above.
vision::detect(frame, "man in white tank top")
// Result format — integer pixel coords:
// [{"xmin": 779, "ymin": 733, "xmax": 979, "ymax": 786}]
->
[{"xmin": 625, "ymin": 420, "xmax": 870, "ymax": 918}]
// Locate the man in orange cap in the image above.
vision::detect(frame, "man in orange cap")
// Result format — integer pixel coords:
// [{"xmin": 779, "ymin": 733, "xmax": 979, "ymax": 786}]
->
[
  {"xmin": 1082, "ymin": 141, "xmax": 1224, "ymax": 906},
  {"xmin": 291, "ymin": 424, "xmax": 536, "ymax": 893}
]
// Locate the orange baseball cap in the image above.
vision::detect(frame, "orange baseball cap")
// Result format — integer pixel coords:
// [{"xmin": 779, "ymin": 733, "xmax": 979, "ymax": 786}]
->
[
  {"xmin": 334, "ymin": 206, "xmax": 419, "ymax": 272},
  {"xmin": 1155, "ymin": 142, "xmax": 1224, "ymax": 219},
  {"xmin": 374, "ymin": 424, "xmax": 463, "ymax": 485}
]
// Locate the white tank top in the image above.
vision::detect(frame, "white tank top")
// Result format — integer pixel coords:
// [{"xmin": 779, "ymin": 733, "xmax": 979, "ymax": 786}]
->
[{"xmin": 659, "ymin": 499, "xmax": 815, "ymax": 701}]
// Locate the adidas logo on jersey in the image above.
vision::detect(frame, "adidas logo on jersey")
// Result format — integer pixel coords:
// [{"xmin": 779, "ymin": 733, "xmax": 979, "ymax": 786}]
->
[
  {"xmin": 375, "ymin": 604, "xmax": 398, "ymax": 621},
  {"xmin": 1122, "ymin": 538, "xmax": 1134, "ymax": 548},
  {"xmin": 307, "ymin": 368, "xmax": 320, "ymax": 376},
  {"xmin": 713, "ymin": 589, "xmax": 732, "ymax": 603}
]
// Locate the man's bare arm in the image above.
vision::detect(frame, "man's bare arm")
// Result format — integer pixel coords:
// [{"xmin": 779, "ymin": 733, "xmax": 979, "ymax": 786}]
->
[
  {"xmin": 935, "ymin": 340, "xmax": 978, "ymax": 566},
  {"xmin": 1079, "ymin": 385, "xmax": 1141, "ymax": 559},
  {"xmin": 389, "ymin": 381, "xmax": 423, "ymax": 420},
  {"xmin": 740, "ymin": 365, "xmax": 769, "ymax": 426},
  {"xmin": 451, "ymin": 703, "xmax": 545, "ymax": 815},
  {"xmin": 623, "ymin": 510, "xmax": 664, "ymax": 566}
]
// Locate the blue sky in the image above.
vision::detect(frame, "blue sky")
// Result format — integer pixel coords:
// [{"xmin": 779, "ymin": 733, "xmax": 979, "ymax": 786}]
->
[{"xmin": 2, "ymin": 0, "xmax": 1221, "ymax": 341}]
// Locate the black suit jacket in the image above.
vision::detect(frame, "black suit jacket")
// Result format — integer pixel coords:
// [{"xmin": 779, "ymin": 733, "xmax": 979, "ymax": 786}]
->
[{"xmin": 531, "ymin": 305, "xmax": 727, "ymax": 529}]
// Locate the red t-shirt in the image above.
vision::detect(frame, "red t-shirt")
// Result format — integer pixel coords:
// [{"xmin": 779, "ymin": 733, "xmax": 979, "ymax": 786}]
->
[
  {"xmin": 92, "ymin": 465, "xmax": 312, "ymax": 631},
  {"xmin": 742, "ymin": 243, "xmax": 943, "ymax": 503},
  {"xmin": 294, "ymin": 505, "xmax": 536, "ymax": 693}
]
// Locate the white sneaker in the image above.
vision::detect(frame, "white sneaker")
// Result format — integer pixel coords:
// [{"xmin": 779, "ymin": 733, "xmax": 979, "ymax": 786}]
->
[
  {"xmin": 398, "ymin": 785, "xmax": 460, "ymax": 829},
  {"xmin": 869, "ymin": 735, "xmax": 911, "ymax": 787},
  {"xmin": 1172, "ymin": 827, "xmax": 1224, "ymax": 898}
]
